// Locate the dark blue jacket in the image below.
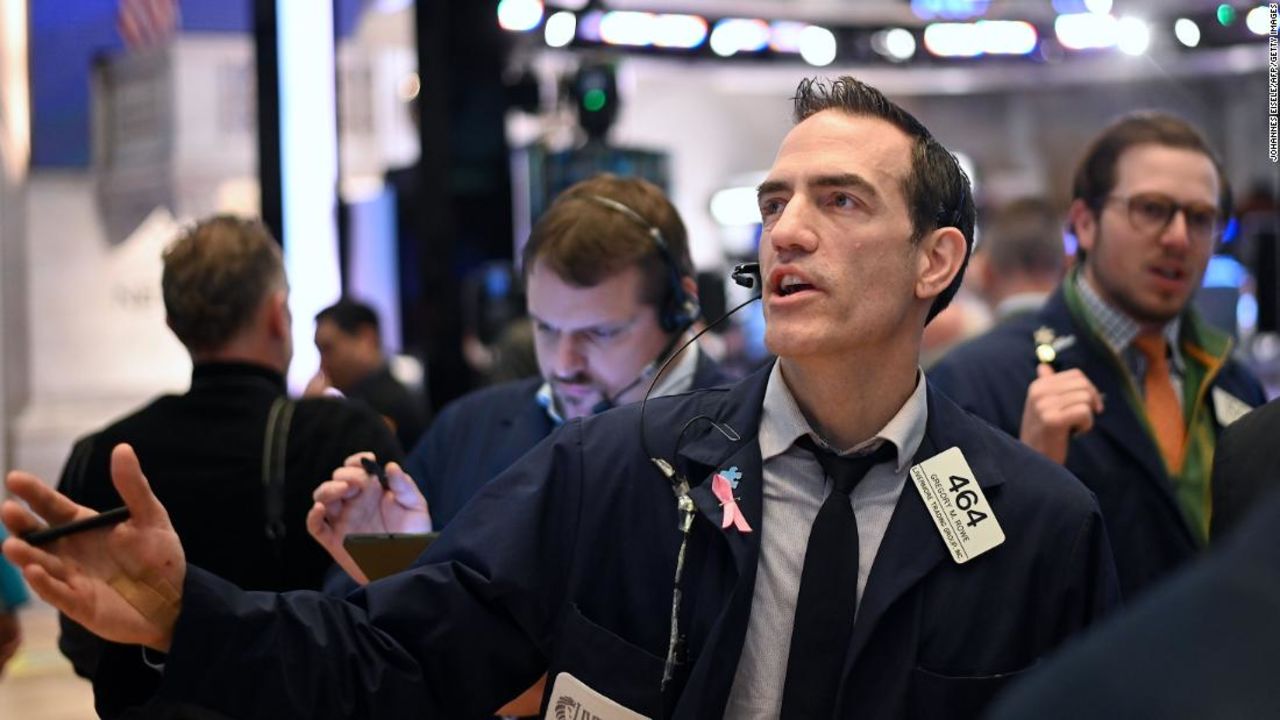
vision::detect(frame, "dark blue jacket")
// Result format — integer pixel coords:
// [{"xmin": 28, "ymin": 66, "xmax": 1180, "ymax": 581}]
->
[
  {"xmin": 159, "ymin": 363, "xmax": 1117, "ymax": 720},
  {"xmin": 404, "ymin": 350, "xmax": 732, "ymax": 529},
  {"xmin": 930, "ymin": 287, "xmax": 1266, "ymax": 599},
  {"xmin": 988, "ymin": 466, "xmax": 1280, "ymax": 720}
]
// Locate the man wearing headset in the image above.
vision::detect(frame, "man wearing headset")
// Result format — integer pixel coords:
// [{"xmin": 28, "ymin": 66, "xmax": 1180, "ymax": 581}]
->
[
  {"xmin": 391, "ymin": 174, "xmax": 730, "ymax": 533},
  {"xmin": 3, "ymin": 77, "xmax": 1118, "ymax": 720}
]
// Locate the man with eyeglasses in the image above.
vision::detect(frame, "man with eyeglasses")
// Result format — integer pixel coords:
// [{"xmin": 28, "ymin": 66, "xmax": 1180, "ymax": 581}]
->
[{"xmin": 932, "ymin": 112, "xmax": 1266, "ymax": 600}]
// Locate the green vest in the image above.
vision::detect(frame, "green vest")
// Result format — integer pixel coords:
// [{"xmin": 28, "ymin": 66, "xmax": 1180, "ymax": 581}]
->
[{"xmin": 1063, "ymin": 277, "xmax": 1232, "ymax": 543}]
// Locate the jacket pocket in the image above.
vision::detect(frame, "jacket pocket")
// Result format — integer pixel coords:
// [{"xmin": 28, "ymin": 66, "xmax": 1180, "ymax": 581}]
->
[
  {"xmin": 907, "ymin": 665, "xmax": 1027, "ymax": 720},
  {"xmin": 547, "ymin": 603, "xmax": 665, "ymax": 718}
]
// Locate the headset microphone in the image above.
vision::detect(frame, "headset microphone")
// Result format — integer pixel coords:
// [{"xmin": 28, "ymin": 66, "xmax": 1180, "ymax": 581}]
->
[
  {"xmin": 639, "ymin": 263, "xmax": 761, "ymax": 474},
  {"xmin": 590, "ymin": 327, "xmax": 688, "ymax": 415},
  {"xmin": 731, "ymin": 262, "xmax": 761, "ymax": 291},
  {"xmin": 640, "ymin": 262, "xmax": 760, "ymax": 693}
]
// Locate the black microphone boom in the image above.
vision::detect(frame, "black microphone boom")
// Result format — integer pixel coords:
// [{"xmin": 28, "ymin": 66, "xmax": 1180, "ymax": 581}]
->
[{"xmin": 640, "ymin": 265, "xmax": 762, "ymax": 471}]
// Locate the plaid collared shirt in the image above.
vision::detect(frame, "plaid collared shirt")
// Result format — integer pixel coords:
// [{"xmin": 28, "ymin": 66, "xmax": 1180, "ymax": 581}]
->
[{"xmin": 1073, "ymin": 272, "xmax": 1184, "ymax": 407}]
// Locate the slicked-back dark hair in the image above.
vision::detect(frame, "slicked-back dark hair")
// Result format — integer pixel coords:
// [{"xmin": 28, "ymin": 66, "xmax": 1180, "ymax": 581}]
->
[
  {"xmin": 792, "ymin": 77, "xmax": 976, "ymax": 324},
  {"xmin": 316, "ymin": 298, "xmax": 381, "ymax": 340},
  {"xmin": 1071, "ymin": 111, "xmax": 1231, "ymax": 261},
  {"xmin": 162, "ymin": 215, "xmax": 285, "ymax": 354}
]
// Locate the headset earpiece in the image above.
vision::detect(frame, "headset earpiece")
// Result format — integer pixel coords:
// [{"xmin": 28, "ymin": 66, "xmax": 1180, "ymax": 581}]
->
[{"xmin": 587, "ymin": 194, "xmax": 698, "ymax": 333}]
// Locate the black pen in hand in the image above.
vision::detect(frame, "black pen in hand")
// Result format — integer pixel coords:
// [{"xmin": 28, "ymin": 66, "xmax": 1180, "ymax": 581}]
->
[
  {"xmin": 360, "ymin": 457, "xmax": 391, "ymax": 492},
  {"xmin": 22, "ymin": 506, "xmax": 131, "ymax": 547}
]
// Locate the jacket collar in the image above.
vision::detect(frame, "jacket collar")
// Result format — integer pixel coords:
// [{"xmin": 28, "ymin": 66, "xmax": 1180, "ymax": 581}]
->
[
  {"xmin": 1042, "ymin": 286, "xmax": 1176, "ymax": 485},
  {"xmin": 845, "ymin": 385, "xmax": 1007, "ymax": 671},
  {"xmin": 190, "ymin": 362, "xmax": 285, "ymax": 394},
  {"xmin": 667, "ymin": 367, "xmax": 1018, "ymax": 713},
  {"xmin": 1040, "ymin": 285, "xmax": 1198, "ymax": 547}
]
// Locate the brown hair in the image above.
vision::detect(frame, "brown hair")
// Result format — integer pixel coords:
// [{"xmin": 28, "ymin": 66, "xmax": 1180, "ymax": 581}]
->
[
  {"xmin": 521, "ymin": 174, "xmax": 692, "ymax": 311},
  {"xmin": 162, "ymin": 215, "xmax": 285, "ymax": 353},
  {"xmin": 1071, "ymin": 112, "xmax": 1231, "ymax": 258}
]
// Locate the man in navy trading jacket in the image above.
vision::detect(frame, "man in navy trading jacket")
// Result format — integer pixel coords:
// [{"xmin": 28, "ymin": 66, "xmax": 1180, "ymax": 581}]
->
[
  {"xmin": 930, "ymin": 113, "xmax": 1266, "ymax": 599},
  {"xmin": 303, "ymin": 173, "xmax": 732, "ymax": 591},
  {"xmin": 392, "ymin": 173, "xmax": 728, "ymax": 532},
  {"xmin": 2, "ymin": 77, "xmax": 1119, "ymax": 720}
]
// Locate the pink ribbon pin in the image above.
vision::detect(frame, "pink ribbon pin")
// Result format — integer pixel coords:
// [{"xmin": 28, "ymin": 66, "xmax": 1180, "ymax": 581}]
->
[{"xmin": 712, "ymin": 472, "xmax": 753, "ymax": 533}]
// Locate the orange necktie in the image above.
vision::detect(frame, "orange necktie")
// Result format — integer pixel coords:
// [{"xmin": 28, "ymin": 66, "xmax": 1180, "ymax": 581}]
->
[{"xmin": 1133, "ymin": 335, "xmax": 1184, "ymax": 473}]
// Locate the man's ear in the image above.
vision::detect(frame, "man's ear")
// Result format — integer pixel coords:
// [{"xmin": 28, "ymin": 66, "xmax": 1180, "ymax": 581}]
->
[
  {"xmin": 1068, "ymin": 199, "xmax": 1098, "ymax": 256},
  {"xmin": 915, "ymin": 226, "xmax": 967, "ymax": 304},
  {"xmin": 264, "ymin": 290, "xmax": 290, "ymax": 340}
]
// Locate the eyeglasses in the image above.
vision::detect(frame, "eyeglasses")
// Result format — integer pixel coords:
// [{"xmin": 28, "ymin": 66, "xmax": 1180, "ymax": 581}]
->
[{"xmin": 1104, "ymin": 193, "xmax": 1223, "ymax": 243}]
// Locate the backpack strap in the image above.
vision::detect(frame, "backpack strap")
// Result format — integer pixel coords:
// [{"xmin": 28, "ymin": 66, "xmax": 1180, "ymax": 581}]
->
[{"xmin": 262, "ymin": 397, "xmax": 295, "ymax": 567}]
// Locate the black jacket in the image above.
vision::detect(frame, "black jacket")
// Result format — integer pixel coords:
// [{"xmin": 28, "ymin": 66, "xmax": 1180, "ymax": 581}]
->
[
  {"xmin": 345, "ymin": 364, "xmax": 426, "ymax": 454},
  {"xmin": 58, "ymin": 362, "xmax": 402, "ymax": 718}
]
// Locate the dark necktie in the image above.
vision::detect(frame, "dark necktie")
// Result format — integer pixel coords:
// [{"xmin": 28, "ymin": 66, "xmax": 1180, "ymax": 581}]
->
[{"xmin": 780, "ymin": 435, "xmax": 897, "ymax": 719}]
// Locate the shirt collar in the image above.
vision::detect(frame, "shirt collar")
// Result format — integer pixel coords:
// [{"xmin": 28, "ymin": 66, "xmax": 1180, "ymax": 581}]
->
[
  {"xmin": 535, "ymin": 340, "xmax": 702, "ymax": 425},
  {"xmin": 994, "ymin": 291, "xmax": 1049, "ymax": 321},
  {"xmin": 759, "ymin": 361, "xmax": 928, "ymax": 474},
  {"xmin": 1073, "ymin": 271, "xmax": 1183, "ymax": 371}
]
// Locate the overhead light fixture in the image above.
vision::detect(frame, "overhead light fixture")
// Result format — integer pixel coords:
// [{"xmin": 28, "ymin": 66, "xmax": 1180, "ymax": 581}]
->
[
  {"xmin": 872, "ymin": 28, "xmax": 917, "ymax": 62},
  {"xmin": 709, "ymin": 18, "xmax": 770, "ymax": 57},
  {"xmin": 1116, "ymin": 16, "xmax": 1150, "ymax": 55},
  {"xmin": 599, "ymin": 11, "xmax": 655, "ymax": 46},
  {"xmin": 577, "ymin": 10, "xmax": 603, "ymax": 42},
  {"xmin": 979, "ymin": 20, "xmax": 1037, "ymax": 55},
  {"xmin": 769, "ymin": 21, "xmax": 807, "ymax": 53},
  {"xmin": 910, "ymin": 0, "xmax": 991, "ymax": 21},
  {"xmin": 1173, "ymin": 18, "xmax": 1200, "ymax": 48},
  {"xmin": 497, "ymin": 0, "xmax": 543, "ymax": 33},
  {"xmin": 652, "ymin": 14, "xmax": 708, "ymax": 49},
  {"xmin": 798, "ymin": 25, "xmax": 837, "ymax": 66},
  {"xmin": 924, "ymin": 23, "xmax": 982, "ymax": 57},
  {"xmin": 1054, "ymin": 12, "xmax": 1118, "ymax": 50},
  {"xmin": 596, "ymin": 11, "xmax": 711, "ymax": 49},
  {"xmin": 1245, "ymin": 6, "xmax": 1272, "ymax": 35},
  {"xmin": 924, "ymin": 20, "xmax": 1036, "ymax": 57},
  {"xmin": 544, "ymin": 10, "xmax": 576, "ymax": 48}
]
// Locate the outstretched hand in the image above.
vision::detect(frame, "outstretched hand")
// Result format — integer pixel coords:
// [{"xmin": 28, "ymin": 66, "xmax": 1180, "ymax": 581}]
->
[
  {"xmin": 0, "ymin": 444, "xmax": 185, "ymax": 651},
  {"xmin": 306, "ymin": 452, "xmax": 431, "ymax": 585}
]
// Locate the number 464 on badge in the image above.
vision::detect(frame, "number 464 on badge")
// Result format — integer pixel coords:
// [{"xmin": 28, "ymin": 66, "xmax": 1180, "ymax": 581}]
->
[{"xmin": 910, "ymin": 447, "xmax": 1005, "ymax": 564}]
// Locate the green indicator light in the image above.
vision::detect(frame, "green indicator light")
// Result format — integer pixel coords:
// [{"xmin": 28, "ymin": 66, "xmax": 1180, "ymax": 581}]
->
[
  {"xmin": 583, "ymin": 88, "xmax": 607, "ymax": 112},
  {"xmin": 1216, "ymin": 4, "xmax": 1235, "ymax": 25}
]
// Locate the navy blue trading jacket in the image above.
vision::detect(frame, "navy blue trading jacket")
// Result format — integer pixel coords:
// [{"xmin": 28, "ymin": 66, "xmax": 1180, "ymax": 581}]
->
[
  {"xmin": 404, "ymin": 350, "xmax": 733, "ymax": 530},
  {"xmin": 159, "ymin": 362, "xmax": 1118, "ymax": 719},
  {"xmin": 930, "ymin": 286, "xmax": 1266, "ymax": 599}
]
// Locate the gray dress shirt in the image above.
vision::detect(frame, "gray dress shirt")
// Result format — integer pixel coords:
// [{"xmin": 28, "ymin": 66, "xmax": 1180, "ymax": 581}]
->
[{"xmin": 722, "ymin": 362, "xmax": 928, "ymax": 718}]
